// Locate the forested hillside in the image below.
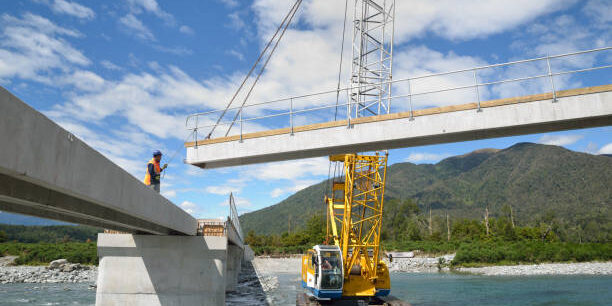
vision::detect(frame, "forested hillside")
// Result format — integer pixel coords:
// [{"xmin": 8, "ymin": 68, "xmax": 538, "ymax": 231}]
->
[{"xmin": 240, "ymin": 143, "xmax": 611, "ymax": 243}]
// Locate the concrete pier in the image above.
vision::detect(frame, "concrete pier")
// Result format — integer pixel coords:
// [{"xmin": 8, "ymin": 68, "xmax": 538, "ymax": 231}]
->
[
  {"xmin": 96, "ymin": 234, "xmax": 228, "ymax": 305},
  {"xmin": 96, "ymin": 233, "xmax": 246, "ymax": 305},
  {"xmin": 225, "ymin": 244, "xmax": 243, "ymax": 292}
]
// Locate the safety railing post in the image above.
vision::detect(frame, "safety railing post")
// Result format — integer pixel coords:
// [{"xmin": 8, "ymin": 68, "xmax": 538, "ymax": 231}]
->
[
  {"xmin": 239, "ymin": 109, "xmax": 243, "ymax": 143},
  {"xmin": 347, "ymin": 89, "xmax": 352, "ymax": 128},
  {"xmin": 290, "ymin": 98, "xmax": 294, "ymax": 136},
  {"xmin": 473, "ymin": 69, "xmax": 482, "ymax": 112},
  {"xmin": 194, "ymin": 116, "xmax": 199, "ymax": 148},
  {"xmin": 546, "ymin": 55, "xmax": 558, "ymax": 103},
  {"xmin": 408, "ymin": 79, "xmax": 414, "ymax": 120}
]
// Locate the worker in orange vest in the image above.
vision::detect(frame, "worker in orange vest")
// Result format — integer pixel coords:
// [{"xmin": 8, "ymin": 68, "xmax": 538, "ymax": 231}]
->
[{"xmin": 143, "ymin": 150, "xmax": 167, "ymax": 193}]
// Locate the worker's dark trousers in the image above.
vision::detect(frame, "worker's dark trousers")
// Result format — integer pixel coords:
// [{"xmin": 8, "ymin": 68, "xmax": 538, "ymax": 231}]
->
[{"xmin": 149, "ymin": 183, "xmax": 160, "ymax": 193}]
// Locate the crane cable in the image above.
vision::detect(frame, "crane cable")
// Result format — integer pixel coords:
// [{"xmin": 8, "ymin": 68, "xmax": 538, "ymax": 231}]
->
[
  {"xmin": 224, "ymin": 0, "xmax": 302, "ymax": 137},
  {"xmin": 204, "ymin": 0, "xmax": 302, "ymax": 139},
  {"xmin": 325, "ymin": 0, "xmax": 350, "ymax": 201},
  {"xmin": 161, "ymin": 129, "xmax": 196, "ymax": 179}
]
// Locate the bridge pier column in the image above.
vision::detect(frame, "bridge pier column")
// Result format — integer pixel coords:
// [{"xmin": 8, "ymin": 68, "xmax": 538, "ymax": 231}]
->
[
  {"xmin": 95, "ymin": 234, "xmax": 227, "ymax": 306},
  {"xmin": 225, "ymin": 244, "xmax": 243, "ymax": 292}
]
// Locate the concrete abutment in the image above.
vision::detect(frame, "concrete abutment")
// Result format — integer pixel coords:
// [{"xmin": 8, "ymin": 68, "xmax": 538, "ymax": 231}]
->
[{"xmin": 96, "ymin": 234, "xmax": 232, "ymax": 306}]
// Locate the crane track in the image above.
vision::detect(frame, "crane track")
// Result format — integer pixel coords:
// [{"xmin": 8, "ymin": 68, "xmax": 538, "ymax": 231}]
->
[{"xmin": 296, "ymin": 293, "xmax": 411, "ymax": 306}]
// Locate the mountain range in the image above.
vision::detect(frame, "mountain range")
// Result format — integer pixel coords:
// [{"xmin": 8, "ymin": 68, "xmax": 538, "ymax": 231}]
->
[{"xmin": 239, "ymin": 143, "xmax": 611, "ymax": 236}]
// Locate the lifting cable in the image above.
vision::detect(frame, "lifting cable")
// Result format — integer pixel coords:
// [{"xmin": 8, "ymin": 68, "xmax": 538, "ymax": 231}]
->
[
  {"xmin": 205, "ymin": 0, "xmax": 303, "ymax": 139},
  {"xmin": 161, "ymin": 129, "xmax": 196, "ymax": 179},
  {"xmin": 324, "ymin": 0, "xmax": 350, "ymax": 202}
]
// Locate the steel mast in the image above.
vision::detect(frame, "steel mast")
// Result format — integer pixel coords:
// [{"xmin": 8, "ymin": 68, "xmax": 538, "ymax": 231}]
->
[{"xmin": 349, "ymin": 0, "xmax": 395, "ymax": 119}]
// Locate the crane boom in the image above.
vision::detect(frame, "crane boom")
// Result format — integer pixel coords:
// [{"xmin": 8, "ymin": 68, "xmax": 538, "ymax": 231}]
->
[
  {"xmin": 301, "ymin": 152, "xmax": 390, "ymax": 300},
  {"xmin": 328, "ymin": 153, "xmax": 390, "ymax": 296}
]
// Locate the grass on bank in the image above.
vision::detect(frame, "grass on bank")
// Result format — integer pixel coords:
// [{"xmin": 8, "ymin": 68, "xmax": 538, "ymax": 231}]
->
[{"xmin": 0, "ymin": 242, "xmax": 97, "ymax": 265}]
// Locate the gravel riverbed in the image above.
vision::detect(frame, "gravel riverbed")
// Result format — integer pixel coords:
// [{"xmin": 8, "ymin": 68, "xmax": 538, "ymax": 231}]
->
[
  {"xmin": 1, "ymin": 255, "xmax": 609, "ymax": 286},
  {"xmin": 457, "ymin": 261, "xmax": 612, "ymax": 276},
  {"xmin": 0, "ymin": 257, "xmax": 96, "ymax": 284},
  {"xmin": 0, "ymin": 265, "xmax": 97, "ymax": 284},
  {"xmin": 251, "ymin": 255, "xmax": 612, "ymax": 276}
]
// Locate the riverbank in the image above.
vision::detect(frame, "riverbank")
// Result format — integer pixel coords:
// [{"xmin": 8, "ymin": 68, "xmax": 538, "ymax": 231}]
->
[
  {"xmin": 457, "ymin": 262, "xmax": 612, "ymax": 276},
  {"xmin": 1, "ymin": 255, "xmax": 610, "ymax": 285},
  {"xmin": 0, "ymin": 265, "xmax": 97, "ymax": 284},
  {"xmin": 251, "ymin": 255, "xmax": 612, "ymax": 276},
  {"xmin": 0, "ymin": 257, "xmax": 96, "ymax": 284}
]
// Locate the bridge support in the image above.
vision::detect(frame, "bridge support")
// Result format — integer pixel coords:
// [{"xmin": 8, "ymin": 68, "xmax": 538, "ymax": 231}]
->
[
  {"xmin": 96, "ymin": 234, "xmax": 228, "ymax": 306},
  {"xmin": 225, "ymin": 244, "xmax": 243, "ymax": 292}
]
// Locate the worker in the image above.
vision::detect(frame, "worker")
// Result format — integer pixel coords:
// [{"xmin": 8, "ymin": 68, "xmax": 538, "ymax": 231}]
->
[{"xmin": 143, "ymin": 150, "xmax": 167, "ymax": 193}]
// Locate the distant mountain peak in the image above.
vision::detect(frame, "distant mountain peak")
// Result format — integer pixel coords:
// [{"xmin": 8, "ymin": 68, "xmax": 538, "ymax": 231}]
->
[{"xmin": 454, "ymin": 148, "xmax": 501, "ymax": 158}]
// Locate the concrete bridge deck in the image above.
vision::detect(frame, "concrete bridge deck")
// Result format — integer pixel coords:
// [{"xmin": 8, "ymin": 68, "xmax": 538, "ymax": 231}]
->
[
  {"xmin": 185, "ymin": 84, "xmax": 612, "ymax": 169},
  {"xmin": 0, "ymin": 86, "xmax": 197, "ymax": 235}
]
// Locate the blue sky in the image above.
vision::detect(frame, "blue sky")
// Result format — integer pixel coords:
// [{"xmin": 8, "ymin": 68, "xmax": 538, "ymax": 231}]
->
[{"xmin": 0, "ymin": 0, "xmax": 610, "ymax": 220}]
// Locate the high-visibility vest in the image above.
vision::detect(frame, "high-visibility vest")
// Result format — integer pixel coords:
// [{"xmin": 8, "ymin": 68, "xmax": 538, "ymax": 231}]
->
[{"xmin": 143, "ymin": 158, "xmax": 161, "ymax": 185}]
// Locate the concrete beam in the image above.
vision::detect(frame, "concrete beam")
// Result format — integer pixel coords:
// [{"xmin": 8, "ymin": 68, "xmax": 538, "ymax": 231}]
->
[
  {"xmin": 0, "ymin": 86, "xmax": 196, "ymax": 235},
  {"xmin": 186, "ymin": 90, "xmax": 612, "ymax": 169},
  {"xmin": 96, "ymin": 234, "xmax": 227, "ymax": 306}
]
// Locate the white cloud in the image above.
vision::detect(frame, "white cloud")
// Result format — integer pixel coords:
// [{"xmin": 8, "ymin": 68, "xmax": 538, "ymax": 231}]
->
[
  {"xmin": 100, "ymin": 60, "xmax": 122, "ymax": 71},
  {"xmin": 393, "ymin": 0, "xmax": 574, "ymax": 42},
  {"xmin": 538, "ymin": 134, "xmax": 583, "ymax": 146},
  {"xmin": 219, "ymin": 196, "xmax": 251, "ymax": 208},
  {"xmin": 219, "ymin": 0, "xmax": 239, "ymax": 8},
  {"xmin": 406, "ymin": 152, "xmax": 451, "ymax": 163},
  {"xmin": 0, "ymin": 13, "xmax": 89, "ymax": 83},
  {"xmin": 179, "ymin": 25, "xmax": 194, "ymax": 35},
  {"xmin": 583, "ymin": 0, "xmax": 612, "ymax": 27},
  {"xmin": 127, "ymin": 0, "xmax": 175, "ymax": 25},
  {"xmin": 226, "ymin": 49, "xmax": 245, "ymax": 61},
  {"xmin": 152, "ymin": 45, "xmax": 193, "ymax": 56},
  {"xmin": 206, "ymin": 185, "xmax": 242, "ymax": 195},
  {"xmin": 51, "ymin": 0, "xmax": 95, "ymax": 20},
  {"xmin": 227, "ymin": 11, "xmax": 246, "ymax": 31},
  {"xmin": 270, "ymin": 179, "xmax": 318, "ymax": 198},
  {"xmin": 250, "ymin": 157, "xmax": 328, "ymax": 181},
  {"xmin": 61, "ymin": 70, "xmax": 105, "ymax": 92},
  {"xmin": 597, "ymin": 143, "xmax": 612, "ymax": 155},
  {"xmin": 119, "ymin": 14, "xmax": 155, "ymax": 41},
  {"xmin": 253, "ymin": 1, "xmax": 572, "ymax": 43},
  {"xmin": 180, "ymin": 201, "xmax": 197, "ymax": 214},
  {"xmin": 162, "ymin": 190, "xmax": 176, "ymax": 198}
]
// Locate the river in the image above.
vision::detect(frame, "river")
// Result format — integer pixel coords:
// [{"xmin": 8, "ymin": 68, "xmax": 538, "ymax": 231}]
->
[{"xmin": 0, "ymin": 273, "xmax": 610, "ymax": 305}]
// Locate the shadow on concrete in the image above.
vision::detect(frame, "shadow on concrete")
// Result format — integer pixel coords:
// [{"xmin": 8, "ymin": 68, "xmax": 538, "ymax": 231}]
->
[
  {"xmin": 96, "ymin": 235, "xmax": 227, "ymax": 305},
  {"xmin": 226, "ymin": 261, "xmax": 268, "ymax": 305}
]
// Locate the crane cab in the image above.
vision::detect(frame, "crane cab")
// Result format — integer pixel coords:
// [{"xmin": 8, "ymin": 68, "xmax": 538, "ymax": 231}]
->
[{"xmin": 301, "ymin": 245, "xmax": 343, "ymax": 299}]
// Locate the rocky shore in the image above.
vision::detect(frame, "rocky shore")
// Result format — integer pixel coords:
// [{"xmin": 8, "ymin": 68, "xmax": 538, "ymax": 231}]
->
[
  {"xmin": 0, "ymin": 258, "xmax": 97, "ymax": 284},
  {"xmin": 386, "ymin": 252, "xmax": 455, "ymax": 273},
  {"xmin": 251, "ymin": 255, "xmax": 612, "ymax": 276},
  {"xmin": 457, "ymin": 261, "xmax": 612, "ymax": 276},
  {"xmin": 1, "ymin": 255, "xmax": 610, "ymax": 286}
]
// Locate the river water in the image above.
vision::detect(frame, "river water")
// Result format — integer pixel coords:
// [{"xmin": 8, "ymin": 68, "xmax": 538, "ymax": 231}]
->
[{"xmin": 0, "ymin": 273, "xmax": 610, "ymax": 305}]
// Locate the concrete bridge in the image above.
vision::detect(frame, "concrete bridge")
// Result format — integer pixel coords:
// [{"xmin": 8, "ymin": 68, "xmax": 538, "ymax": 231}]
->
[
  {"xmin": 185, "ymin": 85, "xmax": 612, "ymax": 168},
  {"xmin": 0, "ymin": 86, "xmax": 245, "ymax": 305}
]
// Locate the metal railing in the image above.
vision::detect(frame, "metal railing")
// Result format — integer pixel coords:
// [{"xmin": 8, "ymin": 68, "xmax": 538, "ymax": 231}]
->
[
  {"xmin": 228, "ymin": 193, "xmax": 243, "ymax": 241},
  {"xmin": 186, "ymin": 47, "xmax": 612, "ymax": 142}
]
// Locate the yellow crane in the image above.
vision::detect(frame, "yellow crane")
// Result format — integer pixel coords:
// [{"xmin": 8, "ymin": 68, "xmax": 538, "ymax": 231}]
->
[{"xmin": 300, "ymin": 152, "xmax": 391, "ymax": 301}]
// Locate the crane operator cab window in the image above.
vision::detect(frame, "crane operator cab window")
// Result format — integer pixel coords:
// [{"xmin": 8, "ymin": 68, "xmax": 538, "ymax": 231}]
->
[{"xmin": 319, "ymin": 251, "xmax": 342, "ymax": 290}]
